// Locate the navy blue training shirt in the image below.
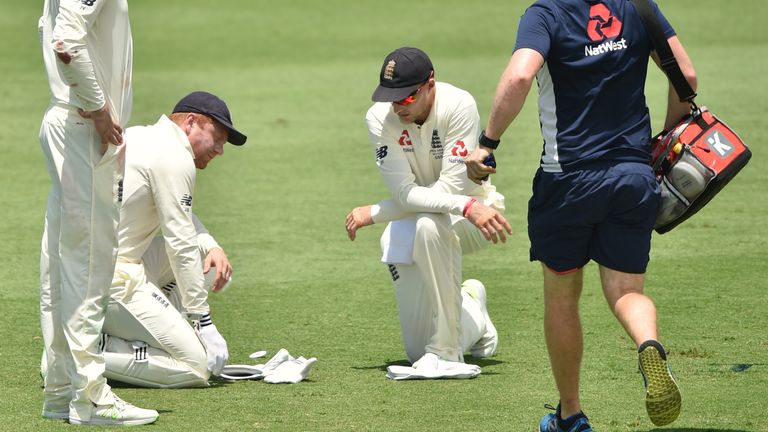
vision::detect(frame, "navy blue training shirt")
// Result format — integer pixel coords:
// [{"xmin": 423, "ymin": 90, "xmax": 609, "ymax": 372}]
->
[{"xmin": 515, "ymin": 0, "xmax": 675, "ymax": 172}]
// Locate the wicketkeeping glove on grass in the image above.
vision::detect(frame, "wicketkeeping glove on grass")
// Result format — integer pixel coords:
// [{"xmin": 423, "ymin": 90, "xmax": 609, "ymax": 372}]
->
[
  {"xmin": 218, "ymin": 348, "xmax": 317, "ymax": 383},
  {"xmin": 198, "ymin": 314, "xmax": 229, "ymax": 375},
  {"xmin": 263, "ymin": 356, "xmax": 317, "ymax": 384}
]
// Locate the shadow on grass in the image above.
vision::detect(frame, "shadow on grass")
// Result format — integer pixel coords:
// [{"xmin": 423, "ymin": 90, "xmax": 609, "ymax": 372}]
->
[
  {"xmin": 352, "ymin": 357, "xmax": 504, "ymax": 372},
  {"xmin": 466, "ymin": 356, "xmax": 505, "ymax": 367},
  {"xmin": 350, "ymin": 359, "xmax": 407, "ymax": 372},
  {"xmin": 641, "ymin": 429, "xmax": 752, "ymax": 432},
  {"xmin": 109, "ymin": 378, "xmax": 232, "ymax": 388},
  {"xmin": 708, "ymin": 362, "xmax": 768, "ymax": 373}
]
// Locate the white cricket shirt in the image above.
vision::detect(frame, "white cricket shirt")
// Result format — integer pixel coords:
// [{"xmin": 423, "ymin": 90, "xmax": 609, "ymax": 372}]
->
[
  {"xmin": 365, "ymin": 82, "xmax": 488, "ymax": 223},
  {"xmin": 118, "ymin": 115, "xmax": 208, "ymax": 315},
  {"xmin": 40, "ymin": 0, "xmax": 133, "ymax": 125}
]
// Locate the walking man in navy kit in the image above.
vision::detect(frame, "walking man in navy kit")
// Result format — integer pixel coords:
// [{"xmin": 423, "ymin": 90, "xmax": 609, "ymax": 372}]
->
[{"xmin": 465, "ymin": 0, "xmax": 697, "ymax": 430}]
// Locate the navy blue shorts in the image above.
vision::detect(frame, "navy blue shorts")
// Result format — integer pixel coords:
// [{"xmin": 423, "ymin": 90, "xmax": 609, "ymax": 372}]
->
[{"xmin": 528, "ymin": 161, "xmax": 661, "ymax": 274}]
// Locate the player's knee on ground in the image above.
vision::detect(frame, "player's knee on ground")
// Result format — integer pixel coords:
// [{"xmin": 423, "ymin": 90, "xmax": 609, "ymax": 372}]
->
[
  {"xmin": 414, "ymin": 214, "xmax": 442, "ymax": 241},
  {"xmin": 103, "ymin": 335, "xmax": 209, "ymax": 388}
]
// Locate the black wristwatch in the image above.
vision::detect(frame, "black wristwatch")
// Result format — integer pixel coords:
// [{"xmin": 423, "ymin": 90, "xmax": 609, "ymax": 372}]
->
[{"xmin": 479, "ymin": 131, "xmax": 501, "ymax": 149}]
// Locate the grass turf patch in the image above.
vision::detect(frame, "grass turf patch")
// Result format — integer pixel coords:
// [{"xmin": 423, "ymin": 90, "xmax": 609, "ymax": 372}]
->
[{"xmin": 1, "ymin": 1, "xmax": 766, "ymax": 430}]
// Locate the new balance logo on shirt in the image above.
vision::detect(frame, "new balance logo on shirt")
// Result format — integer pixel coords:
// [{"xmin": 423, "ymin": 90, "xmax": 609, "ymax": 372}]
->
[
  {"xmin": 375, "ymin": 145, "xmax": 388, "ymax": 165},
  {"xmin": 180, "ymin": 193, "xmax": 192, "ymax": 211}
]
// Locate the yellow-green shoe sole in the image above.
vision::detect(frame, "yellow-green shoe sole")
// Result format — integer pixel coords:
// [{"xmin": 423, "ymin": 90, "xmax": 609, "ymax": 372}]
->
[{"xmin": 639, "ymin": 346, "xmax": 681, "ymax": 426}]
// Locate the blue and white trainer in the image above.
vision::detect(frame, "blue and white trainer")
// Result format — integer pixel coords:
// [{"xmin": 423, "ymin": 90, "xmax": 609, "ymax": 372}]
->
[{"xmin": 539, "ymin": 404, "xmax": 593, "ymax": 432}]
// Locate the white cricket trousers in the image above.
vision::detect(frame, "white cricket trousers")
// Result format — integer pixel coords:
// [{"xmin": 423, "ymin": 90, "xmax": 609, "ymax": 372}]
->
[
  {"xmin": 39, "ymin": 103, "xmax": 122, "ymax": 420},
  {"xmin": 383, "ymin": 213, "xmax": 490, "ymax": 364},
  {"xmin": 102, "ymin": 236, "xmax": 209, "ymax": 388}
]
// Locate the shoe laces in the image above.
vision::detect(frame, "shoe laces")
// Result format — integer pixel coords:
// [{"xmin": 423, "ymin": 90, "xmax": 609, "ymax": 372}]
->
[{"xmin": 111, "ymin": 395, "xmax": 134, "ymax": 411}]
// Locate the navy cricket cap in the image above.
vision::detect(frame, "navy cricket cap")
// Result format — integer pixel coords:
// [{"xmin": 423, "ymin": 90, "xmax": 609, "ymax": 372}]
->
[
  {"xmin": 371, "ymin": 47, "xmax": 434, "ymax": 102},
  {"xmin": 172, "ymin": 91, "xmax": 247, "ymax": 146}
]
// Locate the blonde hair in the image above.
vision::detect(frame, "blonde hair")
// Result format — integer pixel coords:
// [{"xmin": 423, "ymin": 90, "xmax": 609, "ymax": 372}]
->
[{"xmin": 169, "ymin": 112, "xmax": 214, "ymax": 127}]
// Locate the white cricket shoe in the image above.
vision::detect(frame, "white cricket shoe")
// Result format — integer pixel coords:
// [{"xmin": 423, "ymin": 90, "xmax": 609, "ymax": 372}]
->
[
  {"xmin": 69, "ymin": 396, "xmax": 158, "ymax": 426},
  {"xmin": 462, "ymin": 279, "xmax": 499, "ymax": 358}
]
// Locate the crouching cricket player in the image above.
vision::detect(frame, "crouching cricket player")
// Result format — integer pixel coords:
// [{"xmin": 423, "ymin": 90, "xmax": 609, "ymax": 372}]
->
[
  {"xmin": 43, "ymin": 91, "xmax": 247, "ymax": 388},
  {"xmin": 103, "ymin": 91, "xmax": 246, "ymax": 387},
  {"xmin": 346, "ymin": 48, "xmax": 512, "ymax": 376},
  {"xmin": 100, "ymin": 216, "xmax": 232, "ymax": 388}
]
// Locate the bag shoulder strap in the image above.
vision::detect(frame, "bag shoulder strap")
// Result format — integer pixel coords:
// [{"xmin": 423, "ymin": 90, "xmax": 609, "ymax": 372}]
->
[{"xmin": 632, "ymin": 0, "xmax": 697, "ymax": 103}]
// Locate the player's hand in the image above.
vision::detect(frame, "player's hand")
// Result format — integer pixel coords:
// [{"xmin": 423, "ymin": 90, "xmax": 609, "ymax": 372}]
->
[
  {"xmin": 465, "ymin": 146, "xmax": 496, "ymax": 184},
  {"xmin": 80, "ymin": 104, "xmax": 123, "ymax": 149},
  {"xmin": 466, "ymin": 201, "xmax": 512, "ymax": 244},
  {"xmin": 204, "ymin": 247, "xmax": 232, "ymax": 293},
  {"xmin": 199, "ymin": 320, "xmax": 229, "ymax": 376},
  {"xmin": 345, "ymin": 205, "xmax": 374, "ymax": 241}
]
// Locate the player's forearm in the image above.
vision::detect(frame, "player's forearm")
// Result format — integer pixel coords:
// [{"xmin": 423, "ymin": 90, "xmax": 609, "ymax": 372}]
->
[
  {"xmin": 429, "ymin": 166, "xmax": 486, "ymax": 197},
  {"xmin": 664, "ymin": 85, "xmax": 692, "ymax": 130},
  {"xmin": 52, "ymin": 8, "xmax": 105, "ymax": 111},
  {"xmin": 378, "ymin": 167, "xmax": 469, "ymax": 215},
  {"xmin": 371, "ymin": 200, "xmax": 407, "ymax": 224},
  {"xmin": 485, "ymin": 49, "xmax": 540, "ymax": 141},
  {"xmin": 392, "ymin": 184, "xmax": 471, "ymax": 216},
  {"xmin": 661, "ymin": 36, "xmax": 697, "ymax": 130},
  {"xmin": 196, "ymin": 233, "xmax": 220, "ymax": 257},
  {"xmin": 663, "ymin": 69, "xmax": 697, "ymax": 130},
  {"xmin": 164, "ymin": 232, "xmax": 209, "ymax": 314},
  {"xmin": 485, "ymin": 77, "xmax": 530, "ymax": 141},
  {"xmin": 173, "ymin": 258, "xmax": 210, "ymax": 315},
  {"xmin": 192, "ymin": 214, "xmax": 221, "ymax": 256}
]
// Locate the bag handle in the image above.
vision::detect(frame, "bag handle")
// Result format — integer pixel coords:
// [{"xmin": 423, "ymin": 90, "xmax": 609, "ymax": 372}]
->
[{"xmin": 632, "ymin": 0, "xmax": 697, "ymax": 106}]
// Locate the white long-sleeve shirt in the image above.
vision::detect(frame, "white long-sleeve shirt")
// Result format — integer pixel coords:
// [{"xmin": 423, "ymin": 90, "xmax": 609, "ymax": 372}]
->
[
  {"xmin": 39, "ymin": 0, "xmax": 132, "ymax": 126},
  {"xmin": 365, "ymin": 82, "xmax": 490, "ymax": 224},
  {"xmin": 118, "ymin": 115, "xmax": 208, "ymax": 315},
  {"xmin": 193, "ymin": 214, "xmax": 221, "ymax": 258}
]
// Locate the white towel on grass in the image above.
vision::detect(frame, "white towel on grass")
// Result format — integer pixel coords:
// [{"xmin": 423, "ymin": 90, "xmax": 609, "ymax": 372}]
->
[
  {"xmin": 385, "ymin": 353, "xmax": 481, "ymax": 380},
  {"xmin": 380, "ymin": 219, "xmax": 416, "ymax": 265}
]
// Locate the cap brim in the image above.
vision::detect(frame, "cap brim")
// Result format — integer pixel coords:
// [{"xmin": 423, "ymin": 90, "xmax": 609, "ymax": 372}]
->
[
  {"xmin": 209, "ymin": 113, "xmax": 247, "ymax": 146},
  {"xmin": 371, "ymin": 83, "xmax": 421, "ymax": 103},
  {"xmin": 226, "ymin": 128, "xmax": 247, "ymax": 146}
]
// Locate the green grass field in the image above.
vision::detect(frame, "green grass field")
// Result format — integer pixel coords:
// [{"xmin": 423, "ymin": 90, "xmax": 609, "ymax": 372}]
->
[{"xmin": 1, "ymin": 1, "xmax": 766, "ymax": 430}]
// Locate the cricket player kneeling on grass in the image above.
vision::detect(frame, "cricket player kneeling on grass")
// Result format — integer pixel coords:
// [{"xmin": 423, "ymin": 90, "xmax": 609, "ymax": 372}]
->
[
  {"xmin": 101, "ymin": 229, "xmax": 230, "ymax": 388},
  {"xmin": 346, "ymin": 48, "xmax": 512, "ymax": 378},
  {"xmin": 41, "ymin": 228, "xmax": 231, "ymax": 388},
  {"xmin": 93, "ymin": 91, "xmax": 245, "ymax": 388},
  {"xmin": 42, "ymin": 91, "xmax": 246, "ymax": 389}
]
